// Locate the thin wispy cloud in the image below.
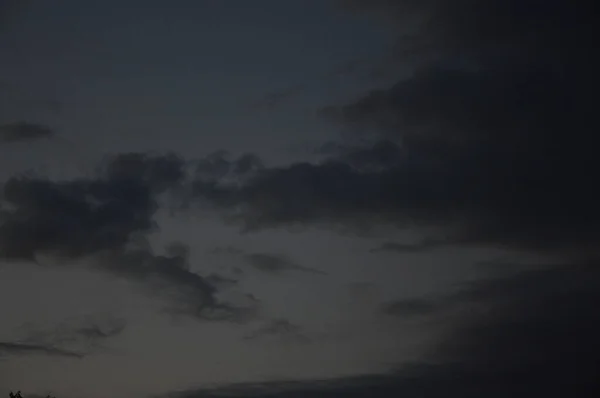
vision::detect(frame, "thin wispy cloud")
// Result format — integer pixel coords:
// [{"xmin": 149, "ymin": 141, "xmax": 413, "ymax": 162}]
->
[{"xmin": 0, "ymin": 341, "xmax": 83, "ymax": 359}]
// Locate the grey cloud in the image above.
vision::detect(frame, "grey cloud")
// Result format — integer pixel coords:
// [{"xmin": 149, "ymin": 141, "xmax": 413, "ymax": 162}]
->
[
  {"xmin": 170, "ymin": 264, "xmax": 600, "ymax": 397},
  {"xmin": 209, "ymin": 246, "xmax": 245, "ymax": 256},
  {"xmin": 0, "ymin": 121, "xmax": 55, "ymax": 143},
  {"xmin": 100, "ymin": 152, "xmax": 187, "ymax": 194},
  {"xmin": 188, "ymin": 0, "xmax": 599, "ymax": 259},
  {"xmin": 0, "ymin": 152, "xmax": 188, "ymax": 261},
  {"xmin": 205, "ymin": 273, "xmax": 238, "ymax": 288},
  {"xmin": 190, "ymin": 144, "xmax": 414, "ymax": 233},
  {"xmin": 339, "ymin": 0, "xmax": 595, "ymax": 64},
  {"xmin": 193, "ymin": 151, "xmax": 263, "ymax": 183},
  {"xmin": 243, "ymin": 319, "xmax": 309, "ymax": 343},
  {"xmin": 0, "ymin": 315, "xmax": 125, "ymax": 360},
  {"xmin": 370, "ymin": 238, "xmax": 448, "ymax": 254},
  {"xmin": 430, "ymin": 265, "xmax": 600, "ymax": 389},
  {"xmin": 0, "ymin": 0, "xmax": 28, "ymax": 33},
  {"xmin": 381, "ymin": 297, "xmax": 438, "ymax": 318},
  {"xmin": 165, "ymin": 241, "xmax": 191, "ymax": 259},
  {"xmin": 209, "ymin": 246, "xmax": 326, "ymax": 276},
  {"xmin": 0, "ymin": 173, "xmax": 157, "ymax": 261},
  {"xmin": 244, "ymin": 253, "xmax": 327, "ymax": 276},
  {"xmin": 67, "ymin": 319, "xmax": 125, "ymax": 342},
  {"xmin": 252, "ymin": 85, "xmax": 305, "ymax": 110},
  {"xmin": 93, "ymin": 246, "xmax": 257, "ymax": 323},
  {"xmin": 0, "ymin": 342, "xmax": 83, "ymax": 359},
  {"xmin": 17, "ymin": 315, "xmax": 126, "ymax": 354},
  {"xmin": 0, "ymin": 153, "xmax": 252, "ymax": 322}
]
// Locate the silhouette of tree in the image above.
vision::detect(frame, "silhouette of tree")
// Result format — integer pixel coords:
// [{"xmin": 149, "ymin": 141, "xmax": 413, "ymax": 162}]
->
[{"xmin": 8, "ymin": 391, "xmax": 54, "ymax": 398}]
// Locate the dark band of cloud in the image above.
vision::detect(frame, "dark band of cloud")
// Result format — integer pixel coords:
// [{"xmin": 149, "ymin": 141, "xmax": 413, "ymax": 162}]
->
[
  {"xmin": 1, "ymin": 315, "xmax": 126, "ymax": 360},
  {"xmin": 184, "ymin": 0, "xmax": 599, "ymax": 262},
  {"xmin": 0, "ymin": 121, "xmax": 55, "ymax": 143},
  {"xmin": 169, "ymin": 264, "xmax": 600, "ymax": 397},
  {"xmin": 0, "ymin": 342, "xmax": 83, "ymax": 359},
  {"xmin": 0, "ymin": 153, "xmax": 255, "ymax": 322}
]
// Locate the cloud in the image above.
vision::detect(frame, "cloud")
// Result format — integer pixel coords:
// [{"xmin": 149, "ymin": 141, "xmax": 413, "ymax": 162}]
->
[
  {"xmin": 15, "ymin": 315, "xmax": 126, "ymax": 355},
  {"xmin": 244, "ymin": 253, "xmax": 327, "ymax": 276},
  {"xmin": 370, "ymin": 238, "xmax": 447, "ymax": 254},
  {"xmin": 193, "ymin": 151, "xmax": 264, "ymax": 183},
  {"xmin": 1, "ymin": 315, "xmax": 126, "ymax": 360},
  {"xmin": 381, "ymin": 297, "xmax": 438, "ymax": 318},
  {"xmin": 429, "ymin": 264, "xmax": 600, "ymax": 389},
  {"xmin": 169, "ymin": 264, "xmax": 600, "ymax": 397},
  {"xmin": 208, "ymin": 246, "xmax": 245, "ymax": 256},
  {"xmin": 251, "ymin": 85, "xmax": 305, "ymax": 110},
  {"xmin": 190, "ymin": 142, "xmax": 418, "ymax": 233},
  {"xmin": 0, "ymin": 121, "xmax": 55, "ymax": 143},
  {"xmin": 243, "ymin": 319, "xmax": 309, "ymax": 343},
  {"xmin": 62, "ymin": 317, "xmax": 126, "ymax": 344},
  {"xmin": 0, "ymin": 172, "xmax": 157, "ymax": 261},
  {"xmin": 101, "ymin": 152, "xmax": 187, "ymax": 195},
  {"xmin": 0, "ymin": 342, "xmax": 83, "ymax": 359},
  {"xmin": 0, "ymin": 0, "xmax": 28, "ymax": 32},
  {"xmin": 187, "ymin": 0, "xmax": 599, "ymax": 260},
  {"xmin": 0, "ymin": 153, "xmax": 254, "ymax": 322},
  {"xmin": 380, "ymin": 261, "xmax": 597, "ymax": 320},
  {"xmin": 0, "ymin": 152, "xmax": 188, "ymax": 261},
  {"xmin": 209, "ymin": 246, "xmax": 326, "ymax": 276},
  {"xmin": 205, "ymin": 273, "xmax": 238, "ymax": 288},
  {"xmin": 339, "ymin": 0, "xmax": 595, "ymax": 65},
  {"xmin": 95, "ymin": 247, "xmax": 220, "ymax": 320}
]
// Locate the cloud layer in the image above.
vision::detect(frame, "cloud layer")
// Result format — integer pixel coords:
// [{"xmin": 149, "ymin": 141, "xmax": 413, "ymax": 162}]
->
[
  {"xmin": 1, "ymin": 315, "xmax": 126, "ymax": 360},
  {"xmin": 171, "ymin": 264, "xmax": 600, "ymax": 397},
  {"xmin": 0, "ymin": 153, "xmax": 253, "ymax": 322},
  {"xmin": 0, "ymin": 122, "xmax": 55, "ymax": 143},
  {"xmin": 183, "ymin": 0, "xmax": 598, "ymax": 262}
]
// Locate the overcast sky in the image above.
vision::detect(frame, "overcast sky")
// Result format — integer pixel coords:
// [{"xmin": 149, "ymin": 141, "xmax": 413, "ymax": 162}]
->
[{"xmin": 1, "ymin": 1, "xmax": 598, "ymax": 397}]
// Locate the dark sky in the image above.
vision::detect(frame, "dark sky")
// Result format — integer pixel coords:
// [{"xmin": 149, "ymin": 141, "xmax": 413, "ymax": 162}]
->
[{"xmin": 1, "ymin": 1, "xmax": 598, "ymax": 397}]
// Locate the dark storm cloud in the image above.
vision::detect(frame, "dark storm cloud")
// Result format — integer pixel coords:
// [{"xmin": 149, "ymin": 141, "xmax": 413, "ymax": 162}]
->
[
  {"xmin": 190, "ymin": 141, "xmax": 420, "ymax": 232},
  {"xmin": 429, "ymin": 264, "xmax": 600, "ymax": 391},
  {"xmin": 339, "ymin": 0, "xmax": 595, "ymax": 62},
  {"xmin": 0, "ymin": 153, "xmax": 252, "ymax": 322},
  {"xmin": 0, "ymin": 121, "xmax": 55, "ymax": 143},
  {"xmin": 189, "ymin": 0, "xmax": 599, "ymax": 259},
  {"xmin": 0, "ymin": 152, "xmax": 189, "ymax": 261},
  {"xmin": 171, "ymin": 265, "xmax": 600, "ymax": 397},
  {"xmin": 0, "ymin": 173, "xmax": 157, "ymax": 261},
  {"xmin": 380, "ymin": 262, "xmax": 597, "ymax": 320}
]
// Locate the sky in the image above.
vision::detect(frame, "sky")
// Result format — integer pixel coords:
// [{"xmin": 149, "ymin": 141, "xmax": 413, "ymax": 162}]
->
[{"xmin": 0, "ymin": 1, "xmax": 598, "ymax": 397}]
